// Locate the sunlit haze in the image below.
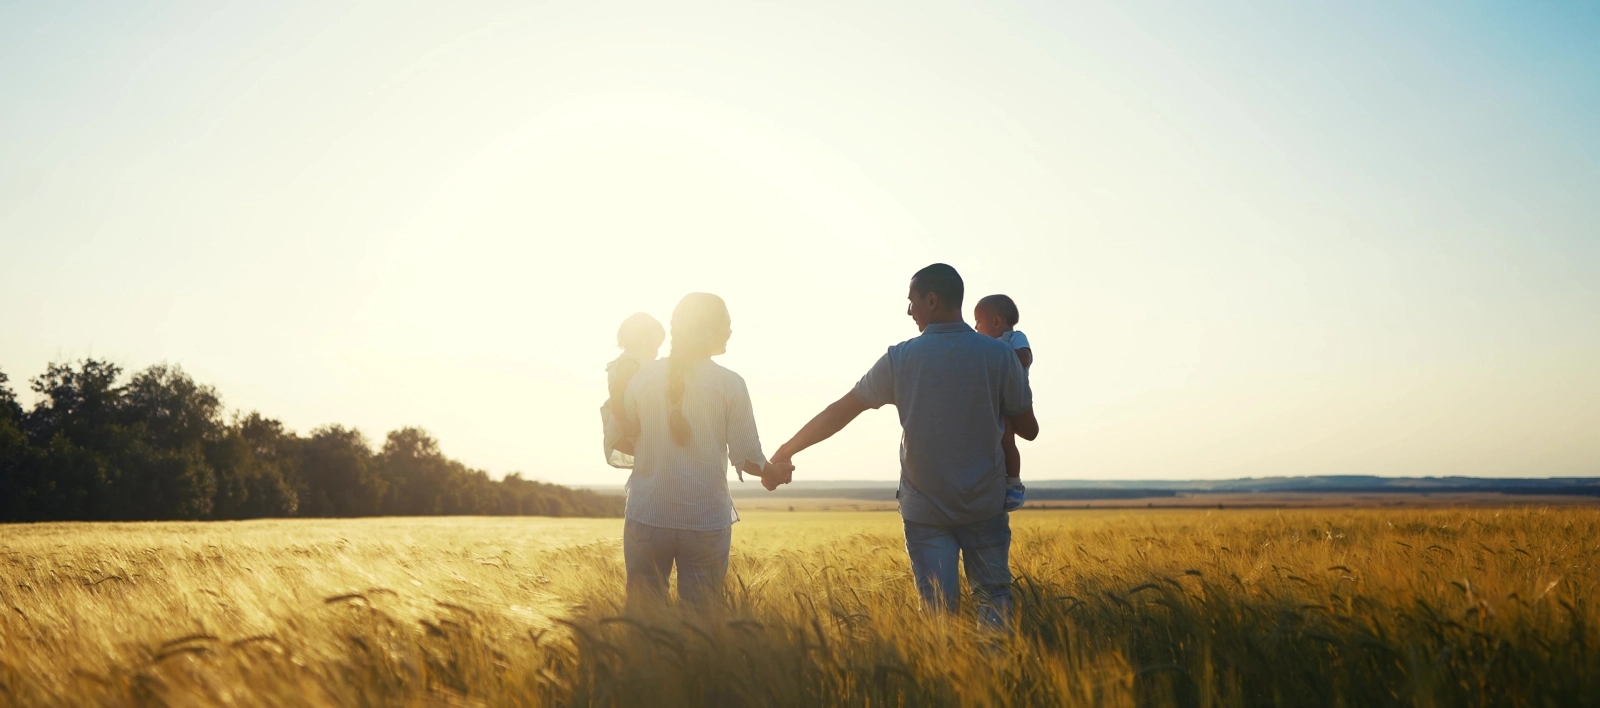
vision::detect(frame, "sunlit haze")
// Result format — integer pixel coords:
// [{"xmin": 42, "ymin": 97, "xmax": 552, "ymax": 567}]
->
[{"xmin": 3, "ymin": 2, "xmax": 1597, "ymax": 484}]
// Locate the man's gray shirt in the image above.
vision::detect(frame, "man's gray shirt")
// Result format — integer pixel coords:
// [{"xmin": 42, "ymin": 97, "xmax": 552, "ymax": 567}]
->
[{"xmin": 852, "ymin": 322, "xmax": 1033, "ymax": 527}]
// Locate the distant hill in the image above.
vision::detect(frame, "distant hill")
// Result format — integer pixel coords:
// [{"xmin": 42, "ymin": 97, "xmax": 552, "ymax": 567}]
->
[
  {"xmin": 1022, "ymin": 476, "xmax": 1600, "ymax": 496},
  {"xmin": 583, "ymin": 476, "xmax": 1600, "ymax": 500}
]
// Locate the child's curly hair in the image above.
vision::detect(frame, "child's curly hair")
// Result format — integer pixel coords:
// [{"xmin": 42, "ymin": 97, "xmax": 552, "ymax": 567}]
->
[{"xmin": 616, "ymin": 312, "xmax": 666, "ymax": 351}]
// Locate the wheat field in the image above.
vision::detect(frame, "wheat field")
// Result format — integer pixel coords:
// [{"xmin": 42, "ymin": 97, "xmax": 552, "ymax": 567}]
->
[{"xmin": 1, "ymin": 507, "xmax": 1596, "ymax": 707}]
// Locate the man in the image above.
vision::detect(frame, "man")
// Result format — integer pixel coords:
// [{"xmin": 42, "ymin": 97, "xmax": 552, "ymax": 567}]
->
[{"xmin": 765, "ymin": 263, "xmax": 1038, "ymax": 626}]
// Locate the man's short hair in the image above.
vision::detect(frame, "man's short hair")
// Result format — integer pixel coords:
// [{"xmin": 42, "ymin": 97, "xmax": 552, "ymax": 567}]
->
[
  {"xmin": 910, "ymin": 263, "xmax": 963, "ymax": 312},
  {"xmin": 978, "ymin": 294, "xmax": 1019, "ymax": 326}
]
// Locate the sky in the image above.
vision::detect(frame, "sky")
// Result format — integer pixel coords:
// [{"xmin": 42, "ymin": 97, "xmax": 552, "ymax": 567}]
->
[{"xmin": 2, "ymin": 1, "xmax": 1597, "ymax": 484}]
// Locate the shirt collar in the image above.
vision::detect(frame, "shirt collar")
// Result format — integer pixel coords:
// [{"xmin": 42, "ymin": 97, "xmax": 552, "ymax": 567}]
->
[{"xmin": 921, "ymin": 322, "xmax": 973, "ymax": 335}]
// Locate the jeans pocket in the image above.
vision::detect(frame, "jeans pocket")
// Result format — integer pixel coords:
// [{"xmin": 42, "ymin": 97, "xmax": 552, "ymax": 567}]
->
[
  {"xmin": 967, "ymin": 513, "xmax": 1012, "ymax": 550},
  {"xmin": 626, "ymin": 521, "xmax": 655, "ymax": 545},
  {"xmin": 695, "ymin": 527, "xmax": 730, "ymax": 550}
]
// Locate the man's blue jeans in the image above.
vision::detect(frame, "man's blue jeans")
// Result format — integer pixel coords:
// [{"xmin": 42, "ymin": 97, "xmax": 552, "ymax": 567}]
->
[{"xmin": 903, "ymin": 512, "xmax": 1013, "ymax": 628}]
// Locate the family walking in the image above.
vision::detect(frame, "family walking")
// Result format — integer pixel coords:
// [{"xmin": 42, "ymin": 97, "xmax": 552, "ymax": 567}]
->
[{"xmin": 600, "ymin": 264, "xmax": 1038, "ymax": 624}]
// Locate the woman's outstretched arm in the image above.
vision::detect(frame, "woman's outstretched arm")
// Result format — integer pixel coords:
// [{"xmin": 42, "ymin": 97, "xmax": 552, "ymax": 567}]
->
[{"xmin": 726, "ymin": 374, "xmax": 776, "ymax": 484}]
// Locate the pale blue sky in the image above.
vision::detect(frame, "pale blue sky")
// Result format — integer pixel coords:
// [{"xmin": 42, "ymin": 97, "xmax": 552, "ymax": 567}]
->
[{"xmin": 2, "ymin": 1, "xmax": 1596, "ymax": 483}]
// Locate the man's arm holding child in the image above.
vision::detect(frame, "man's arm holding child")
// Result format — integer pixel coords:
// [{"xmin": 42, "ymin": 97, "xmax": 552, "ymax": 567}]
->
[
  {"xmin": 1002, "ymin": 349, "xmax": 1038, "ymax": 441},
  {"xmin": 1008, "ymin": 407, "xmax": 1039, "ymax": 441}
]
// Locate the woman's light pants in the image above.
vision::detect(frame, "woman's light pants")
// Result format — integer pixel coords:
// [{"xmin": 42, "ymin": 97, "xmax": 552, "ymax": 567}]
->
[{"xmin": 623, "ymin": 518, "xmax": 732, "ymax": 610}]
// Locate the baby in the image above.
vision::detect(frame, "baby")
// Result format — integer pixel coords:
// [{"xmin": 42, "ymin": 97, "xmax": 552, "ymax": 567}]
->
[
  {"xmin": 974, "ymin": 294, "xmax": 1032, "ymax": 511},
  {"xmin": 601, "ymin": 312, "xmax": 666, "ymax": 468}
]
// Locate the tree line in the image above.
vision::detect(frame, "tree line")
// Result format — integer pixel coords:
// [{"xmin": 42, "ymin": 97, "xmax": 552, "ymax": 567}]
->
[{"xmin": 0, "ymin": 359, "xmax": 622, "ymax": 522}]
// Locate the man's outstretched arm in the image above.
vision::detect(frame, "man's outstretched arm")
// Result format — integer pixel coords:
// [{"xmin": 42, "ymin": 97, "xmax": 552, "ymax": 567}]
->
[{"xmin": 763, "ymin": 391, "xmax": 871, "ymax": 490}]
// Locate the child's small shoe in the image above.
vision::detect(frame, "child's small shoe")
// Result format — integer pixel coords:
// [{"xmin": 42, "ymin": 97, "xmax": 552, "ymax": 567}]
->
[{"xmin": 1004, "ymin": 478, "xmax": 1026, "ymax": 511}]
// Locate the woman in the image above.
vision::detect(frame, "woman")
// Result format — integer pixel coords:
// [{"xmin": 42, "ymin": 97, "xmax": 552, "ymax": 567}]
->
[{"xmin": 619, "ymin": 293, "xmax": 784, "ymax": 609}]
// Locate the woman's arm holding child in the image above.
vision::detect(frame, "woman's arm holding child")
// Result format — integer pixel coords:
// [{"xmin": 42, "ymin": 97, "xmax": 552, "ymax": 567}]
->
[{"xmin": 610, "ymin": 359, "xmax": 642, "ymax": 455}]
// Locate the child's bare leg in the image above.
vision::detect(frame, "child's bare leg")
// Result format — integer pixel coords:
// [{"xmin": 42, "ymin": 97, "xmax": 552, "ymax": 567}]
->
[
  {"xmin": 1002, "ymin": 423, "xmax": 1024, "ymax": 511},
  {"xmin": 1003, "ymin": 424, "xmax": 1021, "ymax": 479}
]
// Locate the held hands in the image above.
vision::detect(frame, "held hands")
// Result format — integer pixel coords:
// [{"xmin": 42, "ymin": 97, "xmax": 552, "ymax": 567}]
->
[{"xmin": 761, "ymin": 453, "xmax": 795, "ymax": 491}]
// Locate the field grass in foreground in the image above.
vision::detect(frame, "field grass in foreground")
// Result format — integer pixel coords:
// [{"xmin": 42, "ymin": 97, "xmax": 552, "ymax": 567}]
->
[{"xmin": 1, "ymin": 508, "xmax": 1597, "ymax": 706}]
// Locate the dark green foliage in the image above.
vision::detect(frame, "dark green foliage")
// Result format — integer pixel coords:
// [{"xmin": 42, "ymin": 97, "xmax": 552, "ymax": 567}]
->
[
  {"xmin": 207, "ymin": 413, "xmax": 299, "ymax": 519},
  {"xmin": 24, "ymin": 359, "xmax": 125, "ymax": 448},
  {"xmin": 380, "ymin": 427, "xmax": 452, "ymax": 516},
  {"xmin": 113, "ymin": 442, "xmax": 216, "ymax": 520},
  {"xmin": 299, "ymin": 425, "xmax": 386, "ymax": 518},
  {"xmin": 120, "ymin": 363, "xmax": 223, "ymax": 452},
  {"xmin": 373, "ymin": 428, "xmax": 621, "ymax": 517},
  {"xmin": 0, "ymin": 359, "xmax": 622, "ymax": 522},
  {"xmin": 0, "ymin": 368, "xmax": 22, "ymax": 423},
  {"xmin": 0, "ymin": 392, "xmax": 35, "ymax": 520}
]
